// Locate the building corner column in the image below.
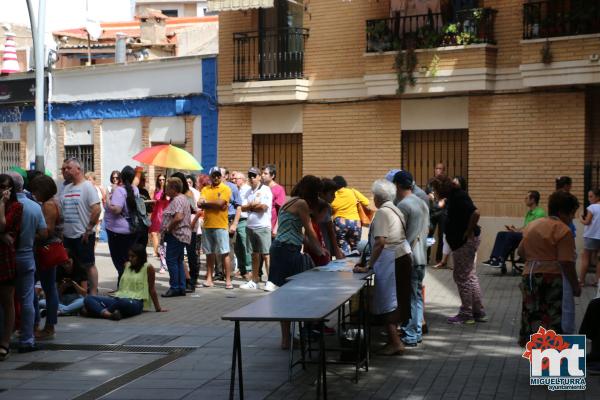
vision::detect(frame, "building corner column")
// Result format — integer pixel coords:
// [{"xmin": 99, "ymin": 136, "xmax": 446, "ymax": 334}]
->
[
  {"xmin": 141, "ymin": 116, "xmax": 154, "ymax": 191},
  {"xmin": 91, "ymin": 119, "xmax": 102, "ymax": 182},
  {"xmin": 19, "ymin": 123, "xmax": 28, "ymax": 169},
  {"xmin": 183, "ymin": 115, "xmax": 196, "ymax": 156},
  {"xmin": 56, "ymin": 120, "xmax": 66, "ymax": 168}
]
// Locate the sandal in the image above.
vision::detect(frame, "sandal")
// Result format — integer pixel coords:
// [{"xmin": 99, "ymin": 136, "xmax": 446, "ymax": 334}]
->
[
  {"xmin": 432, "ymin": 262, "xmax": 449, "ymax": 269},
  {"xmin": 0, "ymin": 345, "xmax": 9, "ymax": 361},
  {"xmin": 201, "ymin": 282, "xmax": 214, "ymax": 288},
  {"xmin": 225, "ymin": 285, "xmax": 234, "ymax": 290}
]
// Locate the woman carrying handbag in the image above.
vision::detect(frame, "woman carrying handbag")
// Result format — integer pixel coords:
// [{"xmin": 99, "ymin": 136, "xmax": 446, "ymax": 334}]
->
[
  {"xmin": 331, "ymin": 176, "xmax": 372, "ymax": 256},
  {"xmin": 31, "ymin": 175, "xmax": 68, "ymax": 341}
]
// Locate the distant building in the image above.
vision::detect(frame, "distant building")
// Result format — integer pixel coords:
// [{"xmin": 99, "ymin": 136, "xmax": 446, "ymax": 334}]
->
[
  {"xmin": 52, "ymin": 11, "xmax": 217, "ymax": 68},
  {"xmin": 0, "ymin": 55, "xmax": 218, "ymax": 186}
]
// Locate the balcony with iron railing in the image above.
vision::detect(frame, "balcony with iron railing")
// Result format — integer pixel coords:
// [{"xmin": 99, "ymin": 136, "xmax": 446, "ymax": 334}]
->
[
  {"xmin": 362, "ymin": 8, "xmax": 497, "ymax": 96},
  {"xmin": 233, "ymin": 27, "xmax": 309, "ymax": 82},
  {"xmin": 523, "ymin": 0, "xmax": 600, "ymax": 40},
  {"xmin": 520, "ymin": 0, "xmax": 600, "ymax": 89},
  {"xmin": 365, "ymin": 8, "xmax": 497, "ymax": 53}
]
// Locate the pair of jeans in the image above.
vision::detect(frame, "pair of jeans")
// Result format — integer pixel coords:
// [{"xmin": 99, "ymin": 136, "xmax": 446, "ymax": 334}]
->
[
  {"xmin": 186, "ymin": 232, "xmax": 199, "ymax": 285},
  {"xmin": 165, "ymin": 233, "xmax": 186, "ymax": 291},
  {"xmin": 40, "ymin": 293, "xmax": 84, "ymax": 315},
  {"xmin": 37, "ymin": 267, "xmax": 59, "ymax": 326},
  {"xmin": 489, "ymin": 231, "xmax": 523, "ymax": 261},
  {"xmin": 84, "ymin": 296, "xmax": 143, "ymax": 318},
  {"xmin": 234, "ymin": 219, "xmax": 251, "ymax": 276},
  {"xmin": 107, "ymin": 230, "xmax": 137, "ymax": 283},
  {"xmin": 402, "ymin": 264, "xmax": 425, "ymax": 344},
  {"xmin": 16, "ymin": 252, "xmax": 36, "ymax": 346}
]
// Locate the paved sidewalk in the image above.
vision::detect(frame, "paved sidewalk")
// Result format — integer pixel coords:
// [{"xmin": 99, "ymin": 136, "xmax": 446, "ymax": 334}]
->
[{"xmin": 1, "ymin": 243, "xmax": 598, "ymax": 399}]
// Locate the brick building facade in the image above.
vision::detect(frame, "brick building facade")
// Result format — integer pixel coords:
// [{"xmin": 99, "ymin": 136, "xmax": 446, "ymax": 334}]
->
[{"xmin": 213, "ymin": 0, "xmax": 600, "ymax": 256}]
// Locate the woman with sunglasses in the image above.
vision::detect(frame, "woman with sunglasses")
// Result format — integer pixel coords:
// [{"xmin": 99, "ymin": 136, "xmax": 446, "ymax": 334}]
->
[
  {"xmin": 0, "ymin": 174, "xmax": 23, "ymax": 360},
  {"xmin": 107, "ymin": 171, "xmax": 121, "ymax": 195},
  {"xmin": 150, "ymin": 175, "xmax": 168, "ymax": 263}
]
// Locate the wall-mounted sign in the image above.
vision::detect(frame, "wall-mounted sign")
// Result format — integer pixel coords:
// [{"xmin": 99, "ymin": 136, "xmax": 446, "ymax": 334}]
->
[{"xmin": 0, "ymin": 76, "xmax": 48, "ymax": 105}]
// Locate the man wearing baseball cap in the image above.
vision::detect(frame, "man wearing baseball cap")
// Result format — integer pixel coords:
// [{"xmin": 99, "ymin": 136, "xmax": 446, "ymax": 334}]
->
[
  {"xmin": 385, "ymin": 169, "xmax": 429, "ymax": 204},
  {"xmin": 393, "ymin": 170, "xmax": 429, "ymax": 347},
  {"xmin": 199, "ymin": 167, "xmax": 233, "ymax": 289},
  {"xmin": 240, "ymin": 167, "xmax": 274, "ymax": 291}
]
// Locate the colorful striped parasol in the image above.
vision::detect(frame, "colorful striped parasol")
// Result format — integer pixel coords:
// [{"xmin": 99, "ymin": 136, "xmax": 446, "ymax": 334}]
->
[{"xmin": 132, "ymin": 144, "xmax": 203, "ymax": 171}]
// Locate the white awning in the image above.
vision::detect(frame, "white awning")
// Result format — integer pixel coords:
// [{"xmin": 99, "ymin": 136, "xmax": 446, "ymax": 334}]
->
[{"xmin": 208, "ymin": 0, "xmax": 274, "ymax": 11}]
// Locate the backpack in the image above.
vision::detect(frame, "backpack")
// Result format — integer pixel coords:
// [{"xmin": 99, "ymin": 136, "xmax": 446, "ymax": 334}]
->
[{"xmin": 128, "ymin": 195, "xmax": 151, "ymax": 234}]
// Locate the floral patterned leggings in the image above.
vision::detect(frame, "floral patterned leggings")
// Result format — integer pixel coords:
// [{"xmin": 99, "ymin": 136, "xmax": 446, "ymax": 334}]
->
[
  {"xmin": 333, "ymin": 217, "xmax": 362, "ymax": 255},
  {"xmin": 452, "ymin": 235, "xmax": 485, "ymax": 318}
]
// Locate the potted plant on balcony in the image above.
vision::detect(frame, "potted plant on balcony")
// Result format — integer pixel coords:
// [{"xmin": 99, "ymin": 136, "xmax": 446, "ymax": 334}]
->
[
  {"xmin": 367, "ymin": 20, "xmax": 391, "ymax": 53},
  {"xmin": 417, "ymin": 10, "xmax": 443, "ymax": 48},
  {"xmin": 441, "ymin": 23, "xmax": 476, "ymax": 45}
]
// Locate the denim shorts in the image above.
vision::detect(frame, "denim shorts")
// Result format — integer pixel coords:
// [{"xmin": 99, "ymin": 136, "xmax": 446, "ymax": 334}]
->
[
  {"xmin": 201, "ymin": 228, "xmax": 230, "ymax": 255},
  {"xmin": 63, "ymin": 233, "xmax": 96, "ymax": 268},
  {"xmin": 584, "ymin": 237, "xmax": 600, "ymax": 251},
  {"xmin": 246, "ymin": 227, "xmax": 272, "ymax": 254}
]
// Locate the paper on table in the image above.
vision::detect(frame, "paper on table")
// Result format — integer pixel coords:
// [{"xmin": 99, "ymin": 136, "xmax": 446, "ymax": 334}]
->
[{"xmin": 314, "ymin": 259, "xmax": 354, "ymax": 272}]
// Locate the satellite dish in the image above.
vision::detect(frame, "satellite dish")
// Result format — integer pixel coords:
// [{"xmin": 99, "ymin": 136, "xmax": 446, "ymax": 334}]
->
[{"xmin": 85, "ymin": 19, "xmax": 102, "ymax": 40}]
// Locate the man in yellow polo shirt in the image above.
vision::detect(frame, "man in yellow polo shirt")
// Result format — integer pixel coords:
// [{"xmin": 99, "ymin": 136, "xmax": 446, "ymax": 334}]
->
[{"xmin": 199, "ymin": 166, "xmax": 233, "ymax": 289}]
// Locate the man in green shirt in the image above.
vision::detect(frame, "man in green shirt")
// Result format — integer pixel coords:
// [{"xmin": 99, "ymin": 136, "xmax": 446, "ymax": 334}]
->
[{"xmin": 482, "ymin": 191, "xmax": 546, "ymax": 268}]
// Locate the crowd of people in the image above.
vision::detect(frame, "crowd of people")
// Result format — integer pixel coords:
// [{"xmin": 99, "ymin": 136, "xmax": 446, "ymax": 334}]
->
[{"xmin": 1, "ymin": 158, "xmax": 599, "ymax": 367}]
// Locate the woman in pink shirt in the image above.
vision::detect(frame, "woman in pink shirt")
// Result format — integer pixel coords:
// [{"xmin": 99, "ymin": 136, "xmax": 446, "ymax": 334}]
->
[{"xmin": 150, "ymin": 174, "xmax": 168, "ymax": 258}]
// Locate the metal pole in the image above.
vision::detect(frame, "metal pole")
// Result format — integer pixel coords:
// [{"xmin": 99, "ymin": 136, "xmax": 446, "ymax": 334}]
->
[
  {"xmin": 87, "ymin": 32, "xmax": 91, "ymax": 66},
  {"xmin": 34, "ymin": 0, "xmax": 46, "ymax": 172},
  {"xmin": 25, "ymin": 0, "xmax": 36, "ymax": 52}
]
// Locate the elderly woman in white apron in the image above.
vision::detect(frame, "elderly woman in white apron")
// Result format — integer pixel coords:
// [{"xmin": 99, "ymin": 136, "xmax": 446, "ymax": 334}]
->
[{"xmin": 354, "ymin": 179, "xmax": 412, "ymax": 356}]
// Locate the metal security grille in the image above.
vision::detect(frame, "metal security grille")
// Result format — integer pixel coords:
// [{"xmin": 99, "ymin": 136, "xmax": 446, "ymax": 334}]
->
[
  {"xmin": 252, "ymin": 133, "xmax": 302, "ymax": 194},
  {"xmin": 0, "ymin": 141, "xmax": 20, "ymax": 173},
  {"xmin": 65, "ymin": 145, "xmax": 94, "ymax": 173},
  {"xmin": 401, "ymin": 129, "xmax": 469, "ymax": 188}
]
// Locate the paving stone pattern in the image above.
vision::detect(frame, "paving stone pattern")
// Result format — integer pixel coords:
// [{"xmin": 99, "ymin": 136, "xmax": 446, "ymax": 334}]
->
[{"xmin": 1, "ymin": 243, "xmax": 598, "ymax": 399}]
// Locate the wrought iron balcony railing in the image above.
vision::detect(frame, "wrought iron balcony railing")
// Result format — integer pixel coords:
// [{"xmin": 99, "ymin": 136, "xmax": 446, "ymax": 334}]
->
[
  {"xmin": 523, "ymin": 0, "xmax": 600, "ymax": 39},
  {"xmin": 233, "ymin": 27, "xmax": 309, "ymax": 82},
  {"xmin": 366, "ymin": 8, "xmax": 496, "ymax": 53}
]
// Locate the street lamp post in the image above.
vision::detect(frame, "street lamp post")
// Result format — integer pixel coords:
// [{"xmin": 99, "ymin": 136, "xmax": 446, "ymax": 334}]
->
[{"xmin": 25, "ymin": 0, "xmax": 46, "ymax": 172}]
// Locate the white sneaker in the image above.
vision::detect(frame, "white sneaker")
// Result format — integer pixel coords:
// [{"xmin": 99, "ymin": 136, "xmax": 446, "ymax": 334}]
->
[
  {"xmin": 239, "ymin": 281, "xmax": 258, "ymax": 290},
  {"xmin": 264, "ymin": 281, "xmax": 277, "ymax": 292}
]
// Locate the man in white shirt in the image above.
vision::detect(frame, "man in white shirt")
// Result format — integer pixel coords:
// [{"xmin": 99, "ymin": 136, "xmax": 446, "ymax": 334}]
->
[
  {"xmin": 61, "ymin": 159, "xmax": 101, "ymax": 295},
  {"xmin": 240, "ymin": 167, "xmax": 273, "ymax": 290}
]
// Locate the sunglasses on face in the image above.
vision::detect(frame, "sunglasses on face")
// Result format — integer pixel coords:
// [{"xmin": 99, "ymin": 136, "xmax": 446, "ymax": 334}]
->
[{"xmin": 248, "ymin": 173, "xmax": 257, "ymax": 179}]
